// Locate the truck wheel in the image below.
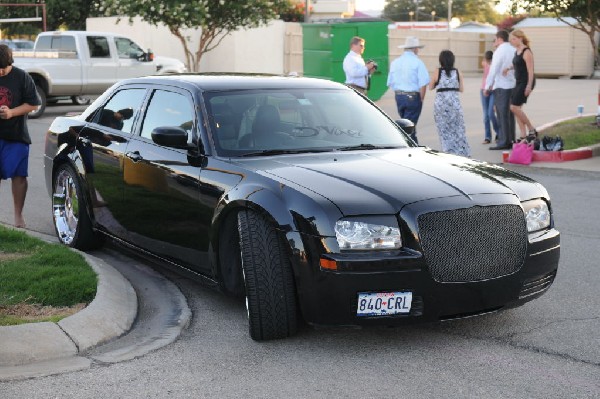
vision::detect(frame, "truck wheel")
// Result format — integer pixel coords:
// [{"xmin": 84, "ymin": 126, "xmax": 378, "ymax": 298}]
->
[
  {"xmin": 52, "ymin": 164, "xmax": 102, "ymax": 250},
  {"xmin": 238, "ymin": 209, "xmax": 298, "ymax": 341},
  {"xmin": 28, "ymin": 85, "xmax": 46, "ymax": 119},
  {"xmin": 72, "ymin": 96, "xmax": 91, "ymax": 105}
]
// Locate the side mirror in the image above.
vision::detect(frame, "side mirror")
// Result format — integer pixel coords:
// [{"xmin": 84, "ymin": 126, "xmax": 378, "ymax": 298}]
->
[
  {"xmin": 395, "ymin": 118, "xmax": 415, "ymax": 136},
  {"xmin": 151, "ymin": 126, "xmax": 188, "ymax": 147},
  {"xmin": 140, "ymin": 49, "xmax": 154, "ymax": 62}
]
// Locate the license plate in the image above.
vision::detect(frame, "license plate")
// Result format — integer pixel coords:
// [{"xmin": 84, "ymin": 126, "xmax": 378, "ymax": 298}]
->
[{"xmin": 356, "ymin": 291, "xmax": 412, "ymax": 317}]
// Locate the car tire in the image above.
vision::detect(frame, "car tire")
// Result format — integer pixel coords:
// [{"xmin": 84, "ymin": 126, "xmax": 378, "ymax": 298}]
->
[
  {"xmin": 52, "ymin": 163, "xmax": 102, "ymax": 250},
  {"xmin": 28, "ymin": 85, "xmax": 46, "ymax": 119},
  {"xmin": 238, "ymin": 209, "xmax": 298, "ymax": 341},
  {"xmin": 72, "ymin": 96, "xmax": 91, "ymax": 105}
]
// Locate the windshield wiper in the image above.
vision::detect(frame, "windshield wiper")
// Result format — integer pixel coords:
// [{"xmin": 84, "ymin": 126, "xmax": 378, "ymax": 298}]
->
[
  {"xmin": 337, "ymin": 144, "xmax": 400, "ymax": 151},
  {"xmin": 240, "ymin": 148, "xmax": 333, "ymax": 157}
]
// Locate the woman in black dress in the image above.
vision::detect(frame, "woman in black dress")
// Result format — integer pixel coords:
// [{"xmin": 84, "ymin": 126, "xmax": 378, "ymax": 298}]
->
[{"xmin": 503, "ymin": 29, "xmax": 536, "ymax": 140}]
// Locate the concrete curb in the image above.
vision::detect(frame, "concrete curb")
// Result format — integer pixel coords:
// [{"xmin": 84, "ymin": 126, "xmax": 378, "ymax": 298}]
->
[
  {"xmin": 0, "ymin": 230, "xmax": 137, "ymax": 377},
  {"xmin": 502, "ymin": 144, "xmax": 600, "ymax": 164},
  {"xmin": 503, "ymin": 114, "xmax": 600, "ymax": 165},
  {"xmin": 58, "ymin": 252, "xmax": 137, "ymax": 353}
]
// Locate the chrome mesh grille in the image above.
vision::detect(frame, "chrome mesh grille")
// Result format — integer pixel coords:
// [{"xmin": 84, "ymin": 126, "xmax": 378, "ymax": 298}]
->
[{"xmin": 417, "ymin": 205, "xmax": 527, "ymax": 283}]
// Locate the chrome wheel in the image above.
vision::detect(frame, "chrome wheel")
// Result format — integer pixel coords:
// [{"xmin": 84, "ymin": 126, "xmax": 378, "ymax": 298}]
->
[
  {"xmin": 72, "ymin": 95, "xmax": 91, "ymax": 105},
  {"xmin": 53, "ymin": 168, "xmax": 80, "ymax": 245}
]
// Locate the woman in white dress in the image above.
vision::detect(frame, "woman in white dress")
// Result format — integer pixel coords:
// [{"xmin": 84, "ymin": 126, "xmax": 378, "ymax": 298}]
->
[{"xmin": 429, "ymin": 50, "xmax": 471, "ymax": 157}]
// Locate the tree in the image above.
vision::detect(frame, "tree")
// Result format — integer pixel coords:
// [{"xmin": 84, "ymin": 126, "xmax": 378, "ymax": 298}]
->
[
  {"xmin": 0, "ymin": 0, "xmax": 98, "ymax": 36},
  {"xmin": 279, "ymin": 0, "xmax": 311, "ymax": 22},
  {"xmin": 45, "ymin": 0, "xmax": 100, "ymax": 31},
  {"xmin": 509, "ymin": 0, "xmax": 600, "ymax": 68},
  {"xmin": 496, "ymin": 14, "xmax": 528, "ymax": 31},
  {"xmin": 464, "ymin": 0, "xmax": 501, "ymax": 24},
  {"xmin": 0, "ymin": 1, "xmax": 44, "ymax": 37},
  {"xmin": 96, "ymin": 0, "xmax": 289, "ymax": 72}
]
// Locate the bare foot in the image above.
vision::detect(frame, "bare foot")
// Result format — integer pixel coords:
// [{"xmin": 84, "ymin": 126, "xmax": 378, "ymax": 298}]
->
[{"xmin": 14, "ymin": 216, "xmax": 26, "ymax": 229}]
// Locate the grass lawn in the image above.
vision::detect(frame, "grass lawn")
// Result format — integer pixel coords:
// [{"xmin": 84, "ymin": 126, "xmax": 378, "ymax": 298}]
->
[
  {"xmin": 0, "ymin": 225, "xmax": 97, "ymax": 326},
  {"xmin": 541, "ymin": 116, "xmax": 600, "ymax": 150}
]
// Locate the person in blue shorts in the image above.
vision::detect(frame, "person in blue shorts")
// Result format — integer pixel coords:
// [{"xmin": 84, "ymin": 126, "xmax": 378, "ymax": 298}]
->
[{"xmin": 0, "ymin": 44, "xmax": 41, "ymax": 228}]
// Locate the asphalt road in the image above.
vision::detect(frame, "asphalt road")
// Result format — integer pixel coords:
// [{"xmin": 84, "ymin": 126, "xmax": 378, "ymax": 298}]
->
[{"xmin": 1, "ymin": 78, "xmax": 599, "ymax": 397}]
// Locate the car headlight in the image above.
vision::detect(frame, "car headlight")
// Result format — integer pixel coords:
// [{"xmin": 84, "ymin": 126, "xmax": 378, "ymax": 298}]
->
[
  {"xmin": 522, "ymin": 199, "xmax": 551, "ymax": 233},
  {"xmin": 334, "ymin": 216, "xmax": 401, "ymax": 250}
]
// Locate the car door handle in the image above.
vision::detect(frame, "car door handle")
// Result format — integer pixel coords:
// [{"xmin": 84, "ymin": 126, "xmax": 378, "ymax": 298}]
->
[{"xmin": 125, "ymin": 151, "xmax": 143, "ymax": 162}]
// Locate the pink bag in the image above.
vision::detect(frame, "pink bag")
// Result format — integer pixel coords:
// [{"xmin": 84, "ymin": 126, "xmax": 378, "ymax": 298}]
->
[{"xmin": 508, "ymin": 141, "xmax": 534, "ymax": 165}]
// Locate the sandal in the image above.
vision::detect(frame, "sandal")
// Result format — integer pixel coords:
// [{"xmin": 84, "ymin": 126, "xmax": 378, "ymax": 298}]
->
[{"xmin": 482, "ymin": 139, "xmax": 490, "ymax": 144}]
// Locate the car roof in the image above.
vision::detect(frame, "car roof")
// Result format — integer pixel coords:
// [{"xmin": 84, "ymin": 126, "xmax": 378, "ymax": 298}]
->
[{"xmin": 118, "ymin": 73, "xmax": 349, "ymax": 92}]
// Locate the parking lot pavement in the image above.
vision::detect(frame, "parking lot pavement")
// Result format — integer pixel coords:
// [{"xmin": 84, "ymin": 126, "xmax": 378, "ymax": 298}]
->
[{"xmin": 0, "ymin": 76, "xmax": 598, "ymax": 381}]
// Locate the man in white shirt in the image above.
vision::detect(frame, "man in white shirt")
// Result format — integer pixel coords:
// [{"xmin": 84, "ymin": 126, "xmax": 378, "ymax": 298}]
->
[
  {"xmin": 343, "ymin": 36, "xmax": 376, "ymax": 95},
  {"xmin": 485, "ymin": 30, "xmax": 516, "ymax": 150}
]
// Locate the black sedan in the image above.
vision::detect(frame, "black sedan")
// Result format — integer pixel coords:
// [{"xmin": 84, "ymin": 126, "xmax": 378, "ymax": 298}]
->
[{"xmin": 44, "ymin": 74, "xmax": 560, "ymax": 341}]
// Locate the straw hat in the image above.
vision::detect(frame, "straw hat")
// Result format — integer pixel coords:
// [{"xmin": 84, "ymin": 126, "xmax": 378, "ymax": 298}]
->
[{"xmin": 398, "ymin": 36, "xmax": 424, "ymax": 49}]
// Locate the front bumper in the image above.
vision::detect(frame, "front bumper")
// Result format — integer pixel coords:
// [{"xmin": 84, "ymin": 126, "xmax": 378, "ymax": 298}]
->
[{"xmin": 288, "ymin": 211, "xmax": 560, "ymax": 327}]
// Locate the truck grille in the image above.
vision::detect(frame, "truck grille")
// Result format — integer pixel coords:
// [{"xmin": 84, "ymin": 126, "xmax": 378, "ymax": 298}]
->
[{"xmin": 417, "ymin": 205, "xmax": 527, "ymax": 283}]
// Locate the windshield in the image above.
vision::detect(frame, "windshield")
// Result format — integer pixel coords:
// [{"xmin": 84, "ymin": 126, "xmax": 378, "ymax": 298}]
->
[{"xmin": 204, "ymin": 88, "xmax": 412, "ymax": 157}]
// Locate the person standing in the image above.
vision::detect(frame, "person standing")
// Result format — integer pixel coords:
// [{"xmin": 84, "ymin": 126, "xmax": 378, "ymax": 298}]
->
[
  {"xmin": 343, "ymin": 36, "xmax": 376, "ymax": 95},
  {"xmin": 387, "ymin": 36, "xmax": 430, "ymax": 144},
  {"xmin": 504, "ymin": 29, "xmax": 537, "ymax": 140},
  {"xmin": 429, "ymin": 50, "xmax": 471, "ymax": 157},
  {"xmin": 485, "ymin": 30, "xmax": 516, "ymax": 150},
  {"xmin": 0, "ymin": 44, "xmax": 41, "ymax": 228},
  {"xmin": 480, "ymin": 50, "xmax": 500, "ymax": 144}
]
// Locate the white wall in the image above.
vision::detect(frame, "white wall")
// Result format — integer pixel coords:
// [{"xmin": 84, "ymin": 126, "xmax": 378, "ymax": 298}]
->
[
  {"xmin": 86, "ymin": 16, "xmax": 287, "ymax": 74},
  {"xmin": 87, "ymin": 16, "xmax": 198, "ymax": 62},
  {"xmin": 201, "ymin": 21, "xmax": 286, "ymax": 74}
]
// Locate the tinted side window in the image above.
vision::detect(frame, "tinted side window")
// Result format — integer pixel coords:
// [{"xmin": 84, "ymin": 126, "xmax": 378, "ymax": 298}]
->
[
  {"xmin": 35, "ymin": 36, "xmax": 76, "ymax": 52},
  {"xmin": 34, "ymin": 36, "xmax": 51, "ymax": 50},
  {"xmin": 94, "ymin": 89, "xmax": 146, "ymax": 134},
  {"xmin": 87, "ymin": 36, "xmax": 111, "ymax": 58},
  {"xmin": 140, "ymin": 90, "xmax": 194, "ymax": 144},
  {"xmin": 114, "ymin": 37, "xmax": 144, "ymax": 59}
]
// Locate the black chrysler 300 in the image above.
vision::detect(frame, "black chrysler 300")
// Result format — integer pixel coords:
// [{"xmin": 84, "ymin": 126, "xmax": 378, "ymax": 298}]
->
[{"xmin": 44, "ymin": 74, "xmax": 560, "ymax": 340}]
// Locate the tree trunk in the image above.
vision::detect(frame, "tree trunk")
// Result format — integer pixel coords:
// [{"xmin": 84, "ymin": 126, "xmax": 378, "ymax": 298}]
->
[
  {"xmin": 586, "ymin": 31, "xmax": 600, "ymax": 70},
  {"xmin": 170, "ymin": 28, "xmax": 196, "ymax": 72}
]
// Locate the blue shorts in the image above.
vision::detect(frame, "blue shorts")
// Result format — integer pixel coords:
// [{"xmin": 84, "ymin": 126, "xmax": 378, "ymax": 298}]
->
[{"xmin": 0, "ymin": 139, "xmax": 29, "ymax": 180}]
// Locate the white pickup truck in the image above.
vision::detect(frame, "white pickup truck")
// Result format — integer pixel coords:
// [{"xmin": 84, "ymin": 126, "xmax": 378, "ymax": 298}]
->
[{"xmin": 13, "ymin": 30, "xmax": 187, "ymax": 118}]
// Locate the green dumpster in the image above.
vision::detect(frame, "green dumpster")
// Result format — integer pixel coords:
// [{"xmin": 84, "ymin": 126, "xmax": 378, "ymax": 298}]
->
[{"xmin": 302, "ymin": 19, "xmax": 389, "ymax": 101}]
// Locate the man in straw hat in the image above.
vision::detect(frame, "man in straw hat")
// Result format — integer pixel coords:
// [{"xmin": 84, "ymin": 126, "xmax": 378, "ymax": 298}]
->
[{"xmin": 387, "ymin": 36, "xmax": 430, "ymax": 144}]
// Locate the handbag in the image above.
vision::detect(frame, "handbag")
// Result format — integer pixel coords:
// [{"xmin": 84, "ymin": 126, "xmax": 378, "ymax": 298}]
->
[
  {"xmin": 508, "ymin": 141, "xmax": 534, "ymax": 165},
  {"xmin": 540, "ymin": 135, "xmax": 564, "ymax": 151}
]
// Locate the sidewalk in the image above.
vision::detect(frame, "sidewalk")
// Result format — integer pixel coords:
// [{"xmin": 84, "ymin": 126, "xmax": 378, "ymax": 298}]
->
[
  {"xmin": 373, "ymin": 76, "xmax": 600, "ymax": 173},
  {"xmin": 0, "ymin": 232, "xmax": 137, "ymax": 380},
  {"xmin": 0, "ymin": 230, "xmax": 191, "ymax": 381}
]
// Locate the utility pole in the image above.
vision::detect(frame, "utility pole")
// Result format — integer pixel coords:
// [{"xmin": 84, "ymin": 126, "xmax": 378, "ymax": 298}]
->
[
  {"xmin": 447, "ymin": 0, "xmax": 452, "ymax": 31},
  {"xmin": 305, "ymin": 0, "xmax": 310, "ymax": 23},
  {"xmin": 415, "ymin": 0, "xmax": 419, "ymax": 22}
]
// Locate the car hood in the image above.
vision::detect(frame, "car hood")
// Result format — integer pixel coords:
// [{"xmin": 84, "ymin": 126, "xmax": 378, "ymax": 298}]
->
[{"xmin": 235, "ymin": 148, "xmax": 546, "ymax": 215}]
